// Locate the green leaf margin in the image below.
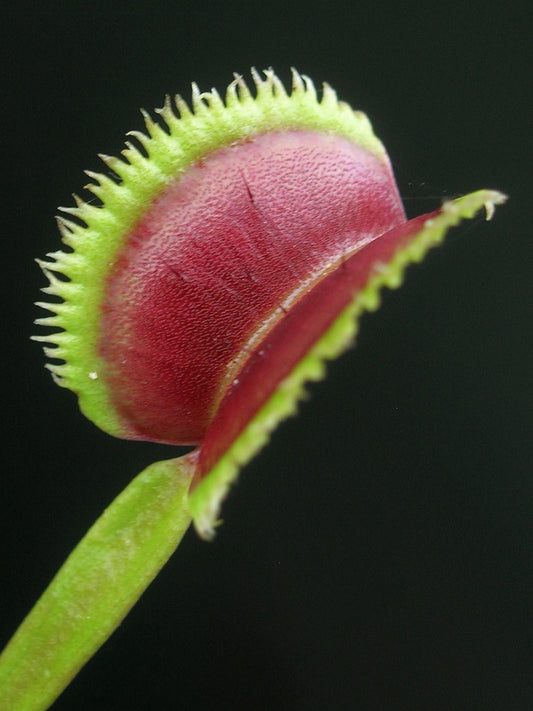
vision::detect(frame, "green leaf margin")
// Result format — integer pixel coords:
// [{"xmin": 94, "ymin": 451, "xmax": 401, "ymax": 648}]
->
[
  {"xmin": 189, "ymin": 189, "xmax": 507, "ymax": 538},
  {"xmin": 33, "ymin": 68, "xmax": 388, "ymax": 441}
]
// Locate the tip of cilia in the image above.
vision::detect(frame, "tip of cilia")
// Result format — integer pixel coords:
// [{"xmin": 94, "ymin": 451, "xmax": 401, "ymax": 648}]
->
[{"xmin": 482, "ymin": 190, "xmax": 508, "ymax": 220}]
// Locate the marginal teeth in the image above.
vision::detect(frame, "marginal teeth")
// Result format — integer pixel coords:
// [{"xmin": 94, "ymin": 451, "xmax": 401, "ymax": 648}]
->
[
  {"xmin": 291, "ymin": 67, "xmax": 305, "ymax": 93},
  {"xmin": 302, "ymin": 74, "xmax": 317, "ymax": 101},
  {"xmin": 84, "ymin": 169, "xmax": 119, "ymax": 195},
  {"xmin": 140, "ymin": 108, "xmax": 158, "ymax": 136},
  {"xmin": 264, "ymin": 68, "xmax": 287, "ymax": 97},
  {"xmin": 98, "ymin": 152, "xmax": 127, "ymax": 177},
  {"xmin": 232, "ymin": 73, "xmax": 252, "ymax": 101},
  {"xmin": 206, "ymin": 88, "xmax": 224, "ymax": 109},
  {"xmin": 35, "ymin": 300, "xmax": 62, "ymax": 313},
  {"xmin": 154, "ymin": 95, "xmax": 176, "ymax": 129},
  {"xmin": 84, "ymin": 169, "xmax": 104, "ymax": 183},
  {"xmin": 122, "ymin": 140, "xmax": 142, "ymax": 161},
  {"xmin": 174, "ymin": 94, "xmax": 192, "ymax": 119},
  {"xmin": 45, "ymin": 363, "xmax": 66, "ymax": 382},
  {"xmin": 191, "ymin": 83, "xmax": 206, "ymax": 113},
  {"xmin": 35, "ymin": 257, "xmax": 53, "ymax": 270},
  {"xmin": 127, "ymin": 129, "xmax": 151, "ymax": 153},
  {"xmin": 43, "ymin": 345, "xmax": 63, "ymax": 359},
  {"xmin": 250, "ymin": 67, "xmax": 262, "ymax": 91},
  {"xmin": 54, "ymin": 218, "xmax": 82, "ymax": 248},
  {"xmin": 225, "ymin": 79, "xmax": 239, "ymax": 106},
  {"xmin": 57, "ymin": 202, "xmax": 93, "ymax": 225},
  {"xmin": 483, "ymin": 191, "xmax": 507, "ymax": 220},
  {"xmin": 56, "ymin": 215, "xmax": 78, "ymax": 233},
  {"xmin": 34, "ymin": 314, "xmax": 61, "ymax": 327},
  {"xmin": 321, "ymin": 82, "xmax": 338, "ymax": 107},
  {"xmin": 57, "ymin": 205, "xmax": 82, "ymax": 218},
  {"xmin": 44, "ymin": 249, "xmax": 67, "ymax": 262}
]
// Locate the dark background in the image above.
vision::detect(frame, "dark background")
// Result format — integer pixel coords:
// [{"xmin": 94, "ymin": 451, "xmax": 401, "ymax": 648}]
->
[{"xmin": 2, "ymin": 3, "xmax": 531, "ymax": 709}]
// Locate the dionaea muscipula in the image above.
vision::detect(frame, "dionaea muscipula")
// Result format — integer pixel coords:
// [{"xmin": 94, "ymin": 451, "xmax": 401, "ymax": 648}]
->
[{"xmin": 0, "ymin": 69, "xmax": 505, "ymax": 711}]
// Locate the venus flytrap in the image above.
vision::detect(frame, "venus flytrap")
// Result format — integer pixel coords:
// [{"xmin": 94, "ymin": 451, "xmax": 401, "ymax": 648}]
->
[{"xmin": 0, "ymin": 68, "xmax": 505, "ymax": 710}]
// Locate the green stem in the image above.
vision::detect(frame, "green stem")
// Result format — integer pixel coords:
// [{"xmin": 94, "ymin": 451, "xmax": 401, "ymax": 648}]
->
[{"xmin": 0, "ymin": 455, "xmax": 194, "ymax": 711}]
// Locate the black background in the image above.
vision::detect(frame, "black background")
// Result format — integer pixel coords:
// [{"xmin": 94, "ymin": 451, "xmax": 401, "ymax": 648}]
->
[{"xmin": 2, "ymin": 3, "xmax": 531, "ymax": 710}]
